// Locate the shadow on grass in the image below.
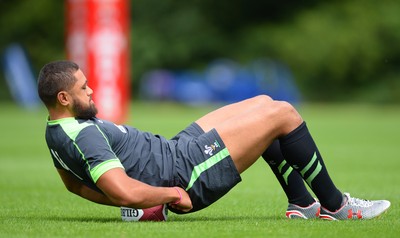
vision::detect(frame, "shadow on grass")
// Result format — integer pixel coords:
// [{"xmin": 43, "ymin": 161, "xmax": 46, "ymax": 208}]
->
[
  {"xmin": 9, "ymin": 214, "xmax": 283, "ymax": 223},
  {"xmin": 8, "ymin": 215, "xmax": 120, "ymax": 223},
  {"xmin": 168, "ymin": 214, "xmax": 282, "ymax": 222}
]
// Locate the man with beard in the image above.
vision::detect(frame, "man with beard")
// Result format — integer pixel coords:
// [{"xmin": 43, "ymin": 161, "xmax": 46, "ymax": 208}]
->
[{"xmin": 37, "ymin": 60, "xmax": 390, "ymax": 220}]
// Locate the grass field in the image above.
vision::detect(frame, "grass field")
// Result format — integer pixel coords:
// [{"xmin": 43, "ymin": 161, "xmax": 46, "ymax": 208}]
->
[{"xmin": 0, "ymin": 101, "xmax": 399, "ymax": 238}]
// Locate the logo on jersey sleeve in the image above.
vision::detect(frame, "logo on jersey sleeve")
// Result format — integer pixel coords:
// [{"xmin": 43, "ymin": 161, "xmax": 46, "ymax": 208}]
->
[{"xmin": 114, "ymin": 123, "xmax": 127, "ymax": 133}]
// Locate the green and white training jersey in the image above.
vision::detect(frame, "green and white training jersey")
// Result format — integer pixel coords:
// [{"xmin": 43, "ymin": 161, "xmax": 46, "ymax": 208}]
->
[{"xmin": 45, "ymin": 117, "xmax": 176, "ymax": 193}]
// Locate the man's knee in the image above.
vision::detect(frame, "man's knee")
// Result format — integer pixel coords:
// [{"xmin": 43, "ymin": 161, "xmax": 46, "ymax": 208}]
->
[
  {"xmin": 276, "ymin": 100, "xmax": 301, "ymax": 117},
  {"xmin": 245, "ymin": 95, "xmax": 303, "ymax": 132},
  {"xmin": 248, "ymin": 95, "xmax": 300, "ymax": 120},
  {"xmin": 271, "ymin": 100, "xmax": 303, "ymax": 134},
  {"xmin": 250, "ymin": 95, "xmax": 273, "ymax": 106}
]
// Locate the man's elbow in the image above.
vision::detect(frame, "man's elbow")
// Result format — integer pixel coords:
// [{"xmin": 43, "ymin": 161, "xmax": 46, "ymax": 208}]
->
[
  {"xmin": 63, "ymin": 182, "xmax": 81, "ymax": 196},
  {"xmin": 57, "ymin": 169, "xmax": 83, "ymax": 196}
]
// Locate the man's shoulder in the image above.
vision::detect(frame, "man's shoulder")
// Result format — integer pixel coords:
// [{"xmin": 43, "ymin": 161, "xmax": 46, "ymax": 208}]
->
[{"xmin": 47, "ymin": 117, "xmax": 98, "ymax": 141}]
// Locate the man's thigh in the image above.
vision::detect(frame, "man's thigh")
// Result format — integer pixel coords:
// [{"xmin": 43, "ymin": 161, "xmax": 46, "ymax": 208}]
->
[
  {"xmin": 172, "ymin": 127, "xmax": 241, "ymax": 213},
  {"xmin": 196, "ymin": 95, "xmax": 273, "ymax": 133}
]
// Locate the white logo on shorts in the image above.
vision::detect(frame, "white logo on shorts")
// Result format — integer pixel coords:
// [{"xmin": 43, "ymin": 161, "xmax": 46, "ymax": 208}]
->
[{"xmin": 204, "ymin": 140, "xmax": 221, "ymax": 156}]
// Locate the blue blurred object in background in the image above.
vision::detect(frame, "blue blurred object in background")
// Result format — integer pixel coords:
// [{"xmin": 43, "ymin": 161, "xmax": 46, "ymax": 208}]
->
[
  {"xmin": 140, "ymin": 58, "xmax": 301, "ymax": 105},
  {"xmin": 139, "ymin": 69, "xmax": 176, "ymax": 100},
  {"xmin": 2, "ymin": 44, "xmax": 40, "ymax": 109},
  {"xmin": 173, "ymin": 70, "xmax": 214, "ymax": 106},
  {"xmin": 248, "ymin": 58, "xmax": 301, "ymax": 103}
]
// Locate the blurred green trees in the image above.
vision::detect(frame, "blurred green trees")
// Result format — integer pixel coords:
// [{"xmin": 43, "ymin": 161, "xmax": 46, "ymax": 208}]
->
[{"xmin": 1, "ymin": 0, "xmax": 399, "ymax": 102}]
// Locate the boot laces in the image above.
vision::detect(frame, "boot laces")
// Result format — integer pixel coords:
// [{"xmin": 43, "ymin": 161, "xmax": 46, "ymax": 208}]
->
[{"xmin": 345, "ymin": 193, "xmax": 373, "ymax": 207}]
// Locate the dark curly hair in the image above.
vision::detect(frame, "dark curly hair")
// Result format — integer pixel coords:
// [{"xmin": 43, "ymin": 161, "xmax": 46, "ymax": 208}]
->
[{"xmin": 37, "ymin": 60, "xmax": 79, "ymax": 108}]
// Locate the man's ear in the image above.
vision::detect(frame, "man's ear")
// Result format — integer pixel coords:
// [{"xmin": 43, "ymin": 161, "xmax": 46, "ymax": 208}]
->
[{"xmin": 57, "ymin": 91, "xmax": 70, "ymax": 106}]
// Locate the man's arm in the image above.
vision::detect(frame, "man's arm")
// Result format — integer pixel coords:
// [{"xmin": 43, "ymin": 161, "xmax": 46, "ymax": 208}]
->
[
  {"xmin": 57, "ymin": 169, "xmax": 116, "ymax": 206},
  {"xmin": 57, "ymin": 168, "xmax": 192, "ymax": 212},
  {"xmin": 95, "ymin": 168, "xmax": 192, "ymax": 212}
]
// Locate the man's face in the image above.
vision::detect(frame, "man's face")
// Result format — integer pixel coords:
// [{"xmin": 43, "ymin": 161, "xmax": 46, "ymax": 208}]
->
[{"xmin": 70, "ymin": 70, "xmax": 98, "ymax": 119}]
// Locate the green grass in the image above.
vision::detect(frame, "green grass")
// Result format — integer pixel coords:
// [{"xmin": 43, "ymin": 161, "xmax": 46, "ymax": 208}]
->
[{"xmin": 0, "ymin": 102, "xmax": 399, "ymax": 237}]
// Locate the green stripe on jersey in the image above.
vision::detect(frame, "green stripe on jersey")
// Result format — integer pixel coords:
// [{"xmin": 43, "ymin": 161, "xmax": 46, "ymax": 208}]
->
[
  {"xmin": 90, "ymin": 159, "xmax": 125, "ymax": 183},
  {"xmin": 48, "ymin": 117, "xmax": 120, "ymax": 181},
  {"xmin": 185, "ymin": 148, "xmax": 230, "ymax": 191},
  {"xmin": 48, "ymin": 117, "xmax": 93, "ymax": 141}
]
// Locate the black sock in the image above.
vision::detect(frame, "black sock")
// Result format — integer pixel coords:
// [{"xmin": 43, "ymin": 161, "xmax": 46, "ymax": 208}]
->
[
  {"xmin": 263, "ymin": 140, "xmax": 315, "ymax": 207},
  {"xmin": 279, "ymin": 122, "xmax": 343, "ymax": 211}
]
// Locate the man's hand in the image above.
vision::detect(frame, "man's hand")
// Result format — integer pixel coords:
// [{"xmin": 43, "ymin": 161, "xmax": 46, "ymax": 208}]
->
[{"xmin": 168, "ymin": 187, "xmax": 192, "ymax": 212}]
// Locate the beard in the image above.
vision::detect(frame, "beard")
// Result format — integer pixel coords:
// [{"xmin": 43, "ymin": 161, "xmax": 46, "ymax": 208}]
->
[{"xmin": 72, "ymin": 98, "xmax": 98, "ymax": 119}]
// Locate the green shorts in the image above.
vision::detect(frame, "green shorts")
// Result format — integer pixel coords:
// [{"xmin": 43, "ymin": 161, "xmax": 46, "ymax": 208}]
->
[{"xmin": 170, "ymin": 123, "xmax": 242, "ymax": 214}]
